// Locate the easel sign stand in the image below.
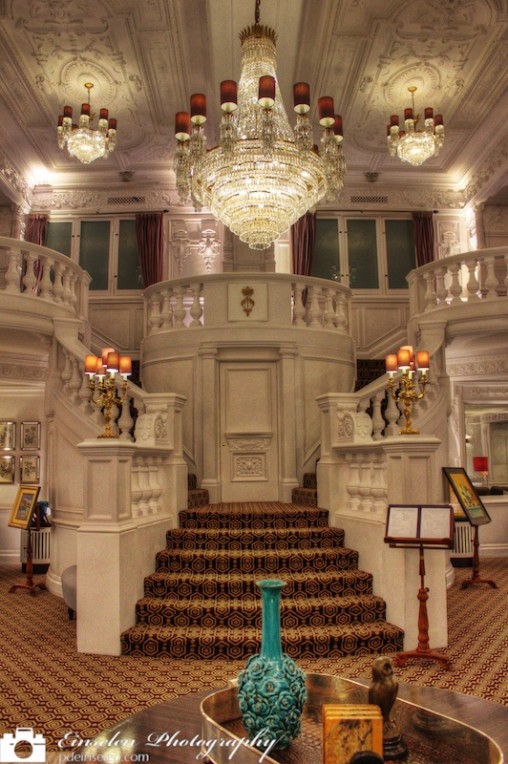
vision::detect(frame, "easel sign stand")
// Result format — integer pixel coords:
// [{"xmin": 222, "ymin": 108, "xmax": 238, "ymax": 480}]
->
[
  {"xmin": 384, "ymin": 504, "xmax": 454, "ymax": 670},
  {"xmin": 7, "ymin": 484, "xmax": 47, "ymax": 596},
  {"xmin": 443, "ymin": 467, "xmax": 497, "ymax": 590}
]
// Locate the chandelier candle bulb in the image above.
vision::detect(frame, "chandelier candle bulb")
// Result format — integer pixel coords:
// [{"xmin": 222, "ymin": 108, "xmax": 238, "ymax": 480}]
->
[
  {"xmin": 397, "ymin": 349, "xmax": 411, "ymax": 369},
  {"xmin": 258, "ymin": 75, "xmax": 276, "ymax": 108},
  {"xmin": 175, "ymin": 112, "xmax": 191, "ymax": 140},
  {"xmin": 119, "ymin": 356, "xmax": 132, "ymax": 378},
  {"xmin": 318, "ymin": 96, "xmax": 335, "ymax": 127},
  {"xmin": 220, "ymin": 80, "xmax": 238, "ymax": 112},
  {"xmin": 190, "ymin": 94, "xmax": 207, "ymax": 124},
  {"xmin": 385, "ymin": 354, "xmax": 398, "ymax": 376},
  {"xmin": 106, "ymin": 352, "xmax": 119, "ymax": 373},
  {"xmin": 333, "ymin": 115, "xmax": 344, "ymax": 142},
  {"xmin": 416, "ymin": 351, "xmax": 430, "ymax": 371},
  {"xmin": 85, "ymin": 355, "xmax": 99, "ymax": 377},
  {"xmin": 293, "ymin": 82, "xmax": 311, "ymax": 113},
  {"xmin": 101, "ymin": 347, "xmax": 115, "ymax": 366}
]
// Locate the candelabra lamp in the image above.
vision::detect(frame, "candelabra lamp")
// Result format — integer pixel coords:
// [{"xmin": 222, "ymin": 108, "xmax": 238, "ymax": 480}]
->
[
  {"xmin": 84, "ymin": 347, "xmax": 132, "ymax": 438},
  {"xmin": 473, "ymin": 456, "xmax": 489, "ymax": 485},
  {"xmin": 385, "ymin": 346, "xmax": 430, "ymax": 435}
]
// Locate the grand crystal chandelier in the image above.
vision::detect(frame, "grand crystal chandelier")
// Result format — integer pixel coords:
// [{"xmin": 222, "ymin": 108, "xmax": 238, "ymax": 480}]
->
[
  {"xmin": 387, "ymin": 86, "xmax": 444, "ymax": 166},
  {"xmin": 174, "ymin": 0, "xmax": 346, "ymax": 250},
  {"xmin": 57, "ymin": 83, "xmax": 117, "ymax": 164}
]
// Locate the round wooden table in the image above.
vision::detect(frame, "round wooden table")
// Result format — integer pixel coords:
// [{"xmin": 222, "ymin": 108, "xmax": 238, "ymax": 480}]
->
[{"xmin": 58, "ymin": 679, "xmax": 508, "ymax": 764}]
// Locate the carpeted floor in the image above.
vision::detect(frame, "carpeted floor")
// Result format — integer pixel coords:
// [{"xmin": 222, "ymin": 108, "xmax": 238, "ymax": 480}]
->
[{"xmin": 0, "ymin": 558, "xmax": 507, "ymax": 752}]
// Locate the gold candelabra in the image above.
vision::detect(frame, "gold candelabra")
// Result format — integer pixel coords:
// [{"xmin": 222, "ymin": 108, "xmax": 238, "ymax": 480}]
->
[
  {"xmin": 385, "ymin": 346, "xmax": 429, "ymax": 435},
  {"xmin": 84, "ymin": 347, "xmax": 132, "ymax": 438}
]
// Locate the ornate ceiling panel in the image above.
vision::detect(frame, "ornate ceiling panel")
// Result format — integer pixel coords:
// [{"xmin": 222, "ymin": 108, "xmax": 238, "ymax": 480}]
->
[{"xmin": 0, "ymin": 0, "xmax": 506, "ymax": 210}]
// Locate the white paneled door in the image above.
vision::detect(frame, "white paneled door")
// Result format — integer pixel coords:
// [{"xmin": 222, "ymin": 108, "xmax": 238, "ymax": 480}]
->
[{"xmin": 220, "ymin": 362, "xmax": 279, "ymax": 502}]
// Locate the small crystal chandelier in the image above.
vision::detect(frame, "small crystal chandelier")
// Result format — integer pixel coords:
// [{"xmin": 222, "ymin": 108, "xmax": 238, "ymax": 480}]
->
[
  {"xmin": 174, "ymin": 0, "xmax": 346, "ymax": 250},
  {"xmin": 57, "ymin": 83, "xmax": 117, "ymax": 164},
  {"xmin": 387, "ymin": 86, "xmax": 444, "ymax": 166}
]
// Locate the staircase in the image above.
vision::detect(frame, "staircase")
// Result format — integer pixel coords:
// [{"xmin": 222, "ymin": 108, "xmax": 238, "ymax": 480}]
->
[
  {"xmin": 121, "ymin": 502, "xmax": 404, "ymax": 659},
  {"xmin": 291, "ymin": 472, "xmax": 318, "ymax": 506}
]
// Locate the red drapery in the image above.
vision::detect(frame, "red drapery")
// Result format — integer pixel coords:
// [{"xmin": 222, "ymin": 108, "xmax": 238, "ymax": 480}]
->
[
  {"xmin": 412, "ymin": 211, "xmax": 435, "ymax": 266},
  {"xmin": 25, "ymin": 214, "xmax": 48, "ymax": 246},
  {"xmin": 135, "ymin": 212, "xmax": 164, "ymax": 287},
  {"xmin": 290, "ymin": 211, "xmax": 316, "ymax": 276}
]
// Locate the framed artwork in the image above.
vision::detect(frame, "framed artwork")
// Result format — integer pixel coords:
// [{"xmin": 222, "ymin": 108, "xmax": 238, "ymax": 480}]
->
[
  {"xmin": 443, "ymin": 467, "xmax": 491, "ymax": 527},
  {"xmin": 385, "ymin": 504, "xmax": 455, "ymax": 548},
  {"xmin": 0, "ymin": 455, "xmax": 15, "ymax": 483},
  {"xmin": 20, "ymin": 455, "xmax": 40, "ymax": 483},
  {"xmin": 21, "ymin": 421, "xmax": 41, "ymax": 450},
  {"xmin": 8, "ymin": 485, "xmax": 41, "ymax": 529},
  {"xmin": 0, "ymin": 421, "xmax": 15, "ymax": 450}
]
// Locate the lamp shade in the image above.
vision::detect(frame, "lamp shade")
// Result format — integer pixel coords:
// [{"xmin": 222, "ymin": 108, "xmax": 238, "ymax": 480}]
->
[{"xmin": 473, "ymin": 456, "xmax": 488, "ymax": 473}]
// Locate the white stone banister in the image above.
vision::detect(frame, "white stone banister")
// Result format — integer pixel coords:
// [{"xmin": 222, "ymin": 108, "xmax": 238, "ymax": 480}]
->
[
  {"xmin": 144, "ymin": 272, "xmax": 351, "ymax": 335},
  {"xmin": 407, "ymin": 246, "xmax": 508, "ymax": 315},
  {"xmin": 0, "ymin": 236, "xmax": 91, "ymax": 320}
]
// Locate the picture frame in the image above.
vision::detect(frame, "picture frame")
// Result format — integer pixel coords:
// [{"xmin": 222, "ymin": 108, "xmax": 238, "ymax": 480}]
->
[
  {"xmin": 0, "ymin": 421, "xmax": 15, "ymax": 450},
  {"xmin": 20, "ymin": 455, "xmax": 40, "ymax": 484},
  {"xmin": 443, "ymin": 467, "xmax": 491, "ymax": 527},
  {"xmin": 0, "ymin": 455, "xmax": 15, "ymax": 484},
  {"xmin": 21, "ymin": 421, "xmax": 41, "ymax": 450},
  {"xmin": 385, "ymin": 504, "xmax": 455, "ymax": 548},
  {"xmin": 8, "ymin": 485, "xmax": 41, "ymax": 529}
]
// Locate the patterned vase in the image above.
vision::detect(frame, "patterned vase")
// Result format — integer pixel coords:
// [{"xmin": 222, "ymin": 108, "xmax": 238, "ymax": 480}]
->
[{"xmin": 237, "ymin": 578, "xmax": 307, "ymax": 750}]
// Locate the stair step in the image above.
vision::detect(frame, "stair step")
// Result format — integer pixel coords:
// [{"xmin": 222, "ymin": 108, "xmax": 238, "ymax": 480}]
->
[
  {"xmin": 144, "ymin": 569, "xmax": 374, "ymax": 599},
  {"xmin": 120, "ymin": 620, "xmax": 404, "ymax": 660},
  {"xmin": 155, "ymin": 546, "xmax": 358, "ymax": 574},
  {"xmin": 165, "ymin": 526, "xmax": 345, "ymax": 551},
  {"xmin": 134, "ymin": 594, "xmax": 387, "ymax": 628},
  {"xmin": 179, "ymin": 503, "xmax": 329, "ymax": 530}
]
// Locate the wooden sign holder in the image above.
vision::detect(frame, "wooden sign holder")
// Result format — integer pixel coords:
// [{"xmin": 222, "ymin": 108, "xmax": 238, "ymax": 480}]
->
[
  {"xmin": 443, "ymin": 467, "xmax": 497, "ymax": 590},
  {"xmin": 384, "ymin": 504, "xmax": 454, "ymax": 670}
]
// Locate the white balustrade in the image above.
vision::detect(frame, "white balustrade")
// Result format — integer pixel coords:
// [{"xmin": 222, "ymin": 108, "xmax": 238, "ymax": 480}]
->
[
  {"xmin": 144, "ymin": 273, "xmax": 351, "ymax": 335},
  {"xmin": 408, "ymin": 246, "xmax": 508, "ymax": 314},
  {"xmin": 0, "ymin": 236, "xmax": 90, "ymax": 319}
]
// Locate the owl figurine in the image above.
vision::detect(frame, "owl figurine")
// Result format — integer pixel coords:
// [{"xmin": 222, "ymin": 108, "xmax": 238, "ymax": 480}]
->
[
  {"xmin": 368, "ymin": 656, "xmax": 398, "ymax": 724},
  {"xmin": 368, "ymin": 656, "xmax": 408, "ymax": 760}
]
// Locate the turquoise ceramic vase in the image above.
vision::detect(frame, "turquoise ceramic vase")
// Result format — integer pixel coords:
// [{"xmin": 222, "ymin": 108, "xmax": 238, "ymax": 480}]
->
[{"xmin": 237, "ymin": 578, "xmax": 307, "ymax": 750}]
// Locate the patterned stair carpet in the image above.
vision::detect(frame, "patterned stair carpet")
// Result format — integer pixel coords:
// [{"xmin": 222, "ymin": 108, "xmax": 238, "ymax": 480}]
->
[
  {"xmin": 121, "ymin": 502, "xmax": 404, "ymax": 659},
  {"xmin": 291, "ymin": 472, "xmax": 318, "ymax": 506}
]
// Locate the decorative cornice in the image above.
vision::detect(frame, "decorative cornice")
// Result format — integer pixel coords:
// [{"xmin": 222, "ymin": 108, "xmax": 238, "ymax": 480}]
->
[
  {"xmin": 0, "ymin": 148, "xmax": 31, "ymax": 211},
  {"xmin": 0, "ymin": 360, "xmax": 47, "ymax": 382},
  {"xmin": 30, "ymin": 187, "xmax": 178, "ymax": 213}
]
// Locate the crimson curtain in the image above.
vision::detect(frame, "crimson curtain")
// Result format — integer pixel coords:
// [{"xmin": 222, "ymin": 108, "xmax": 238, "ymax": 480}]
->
[
  {"xmin": 412, "ymin": 211, "xmax": 435, "ymax": 266},
  {"xmin": 25, "ymin": 214, "xmax": 48, "ymax": 246},
  {"xmin": 135, "ymin": 212, "xmax": 164, "ymax": 287},
  {"xmin": 291, "ymin": 211, "xmax": 316, "ymax": 275}
]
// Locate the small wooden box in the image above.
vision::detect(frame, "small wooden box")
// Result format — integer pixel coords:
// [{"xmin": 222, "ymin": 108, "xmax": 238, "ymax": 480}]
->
[{"xmin": 322, "ymin": 704, "xmax": 383, "ymax": 764}]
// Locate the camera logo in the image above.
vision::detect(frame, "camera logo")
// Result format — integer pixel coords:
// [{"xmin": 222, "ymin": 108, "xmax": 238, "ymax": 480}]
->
[{"xmin": 0, "ymin": 728, "xmax": 46, "ymax": 763}]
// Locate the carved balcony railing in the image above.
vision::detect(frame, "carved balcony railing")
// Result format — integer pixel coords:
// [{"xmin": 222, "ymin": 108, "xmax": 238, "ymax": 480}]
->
[
  {"xmin": 0, "ymin": 236, "xmax": 91, "ymax": 320},
  {"xmin": 144, "ymin": 273, "xmax": 351, "ymax": 335},
  {"xmin": 407, "ymin": 246, "xmax": 508, "ymax": 315}
]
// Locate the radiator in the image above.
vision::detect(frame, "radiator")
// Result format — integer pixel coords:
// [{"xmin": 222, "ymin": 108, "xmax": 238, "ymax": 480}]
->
[
  {"xmin": 20, "ymin": 527, "xmax": 51, "ymax": 563},
  {"xmin": 452, "ymin": 521, "xmax": 473, "ymax": 557}
]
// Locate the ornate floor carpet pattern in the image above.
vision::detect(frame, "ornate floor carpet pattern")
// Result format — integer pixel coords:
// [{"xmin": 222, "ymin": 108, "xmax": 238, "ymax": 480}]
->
[
  {"xmin": 120, "ymin": 502, "xmax": 404, "ymax": 659},
  {"xmin": 0, "ymin": 559, "xmax": 507, "ymax": 751}
]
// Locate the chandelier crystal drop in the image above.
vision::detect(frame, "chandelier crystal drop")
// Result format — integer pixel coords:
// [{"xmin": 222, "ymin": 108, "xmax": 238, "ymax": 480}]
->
[
  {"xmin": 174, "ymin": 1, "xmax": 346, "ymax": 250},
  {"xmin": 387, "ymin": 86, "xmax": 444, "ymax": 166},
  {"xmin": 57, "ymin": 83, "xmax": 117, "ymax": 164}
]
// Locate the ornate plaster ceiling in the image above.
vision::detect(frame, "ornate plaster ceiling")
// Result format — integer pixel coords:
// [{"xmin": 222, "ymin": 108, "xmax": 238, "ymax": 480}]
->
[{"xmin": 0, "ymin": 0, "xmax": 507, "ymax": 211}]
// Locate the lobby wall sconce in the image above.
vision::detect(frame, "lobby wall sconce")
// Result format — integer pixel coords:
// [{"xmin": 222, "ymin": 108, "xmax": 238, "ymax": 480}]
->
[
  {"xmin": 84, "ymin": 347, "xmax": 132, "ymax": 438},
  {"xmin": 473, "ymin": 456, "xmax": 489, "ymax": 485},
  {"xmin": 385, "ymin": 345, "xmax": 429, "ymax": 435}
]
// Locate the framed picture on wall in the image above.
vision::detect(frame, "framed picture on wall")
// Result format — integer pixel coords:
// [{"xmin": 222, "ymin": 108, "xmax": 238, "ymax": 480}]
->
[
  {"xmin": 0, "ymin": 421, "xmax": 15, "ymax": 450},
  {"xmin": 20, "ymin": 455, "xmax": 40, "ymax": 484},
  {"xmin": 21, "ymin": 421, "xmax": 41, "ymax": 450},
  {"xmin": 0, "ymin": 455, "xmax": 15, "ymax": 483},
  {"xmin": 8, "ymin": 485, "xmax": 41, "ymax": 529}
]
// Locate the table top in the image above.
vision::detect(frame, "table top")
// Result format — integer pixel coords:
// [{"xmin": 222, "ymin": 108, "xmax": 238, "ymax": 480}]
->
[{"xmin": 57, "ymin": 677, "xmax": 508, "ymax": 764}]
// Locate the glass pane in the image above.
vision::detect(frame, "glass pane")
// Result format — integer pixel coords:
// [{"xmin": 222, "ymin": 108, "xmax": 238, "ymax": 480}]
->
[
  {"xmin": 311, "ymin": 219, "xmax": 340, "ymax": 281},
  {"xmin": 79, "ymin": 220, "xmax": 110, "ymax": 290},
  {"xmin": 347, "ymin": 219, "xmax": 378, "ymax": 289},
  {"xmin": 386, "ymin": 219, "xmax": 415, "ymax": 289},
  {"xmin": 117, "ymin": 220, "xmax": 143, "ymax": 290},
  {"xmin": 46, "ymin": 222, "xmax": 72, "ymax": 257}
]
